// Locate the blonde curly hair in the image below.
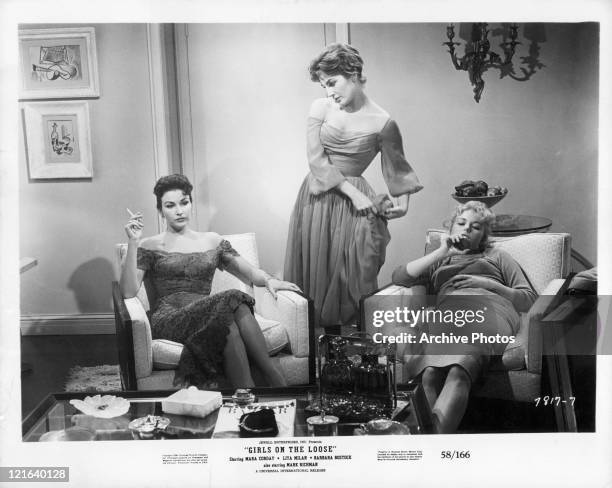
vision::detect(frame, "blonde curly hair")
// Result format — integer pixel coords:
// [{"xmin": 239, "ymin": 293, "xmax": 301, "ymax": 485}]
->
[{"xmin": 447, "ymin": 201, "xmax": 496, "ymax": 251}]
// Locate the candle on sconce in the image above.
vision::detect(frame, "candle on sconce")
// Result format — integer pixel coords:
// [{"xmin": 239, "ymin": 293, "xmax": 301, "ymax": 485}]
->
[
  {"xmin": 442, "ymin": 22, "xmax": 522, "ymax": 102},
  {"xmin": 510, "ymin": 23, "xmax": 518, "ymax": 37}
]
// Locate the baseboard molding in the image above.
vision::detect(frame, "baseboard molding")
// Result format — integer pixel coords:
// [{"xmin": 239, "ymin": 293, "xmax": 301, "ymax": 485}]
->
[{"xmin": 21, "ymin": 313, "xmax": 115, "ymax": 335}]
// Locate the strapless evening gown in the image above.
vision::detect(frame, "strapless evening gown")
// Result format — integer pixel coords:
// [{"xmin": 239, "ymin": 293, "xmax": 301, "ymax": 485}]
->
[{"xmin": 284, "ymin": 115, "xmax": 423, "ymax": 326}]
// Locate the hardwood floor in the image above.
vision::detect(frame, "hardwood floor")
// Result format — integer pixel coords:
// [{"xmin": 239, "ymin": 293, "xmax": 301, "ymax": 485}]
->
[{"xmin": 20, "ymin": 334, "xmax": 118, "ymax": 419}]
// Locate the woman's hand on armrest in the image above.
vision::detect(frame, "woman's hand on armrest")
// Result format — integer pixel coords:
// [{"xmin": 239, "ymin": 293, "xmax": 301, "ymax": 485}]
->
[
  {"xmin": 263, "ymin": 278, "xmax": 302, "ymax": 300},
  {"xmin": 227, "ymin": 254, "xmax": 301, "ymax": 299}
]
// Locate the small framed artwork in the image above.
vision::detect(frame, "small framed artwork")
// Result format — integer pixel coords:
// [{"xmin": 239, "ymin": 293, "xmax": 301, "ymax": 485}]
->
[
  {"xmin": 23, "ymin": 101, "xmax": 93, "ymax": 179},
  {"xmin": 19, "ymin": 27, "xmax": 100, "ymax": 99}
]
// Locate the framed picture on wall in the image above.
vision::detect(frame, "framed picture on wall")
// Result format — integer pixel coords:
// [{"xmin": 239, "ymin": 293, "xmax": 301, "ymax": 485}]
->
[
  {"xmin": 22, "ymin": 101, "xmax": 93, "ymax": 179},
  {"xmin": 18, "ymin": 27, "xmax": 100, "ymax": 99}
]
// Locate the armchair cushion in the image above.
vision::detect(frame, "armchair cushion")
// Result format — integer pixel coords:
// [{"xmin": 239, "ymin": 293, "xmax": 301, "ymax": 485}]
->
[
  {"xmin": 255, "ymin": 313, "xmax": 290, "ymax": 355},
  {"xmin": 152, "ymin": 339, "xmax": 183, "ymax": 370},
  {"xmin": 151, "ymin": 313, "xmax": 289, "ymax": 370},
  {"xmin": 254, "ymin": 287, "xmax": 310, "ymax": 358}
]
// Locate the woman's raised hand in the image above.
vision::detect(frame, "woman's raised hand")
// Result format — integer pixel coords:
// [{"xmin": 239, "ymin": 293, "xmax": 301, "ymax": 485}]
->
[
  {"xmin": 440, "ymin": 233, "xmax": 469, "ymax": 256},
  {"xmin": 265, "ymin": 278, "xmax": 302, "ymax": 300},
  {"xmin": 125, "ymin": 208, "xmax": 144, "ymax": 242}
]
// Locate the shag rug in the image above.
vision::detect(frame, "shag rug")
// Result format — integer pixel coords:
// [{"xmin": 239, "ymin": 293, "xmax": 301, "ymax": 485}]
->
[{"xmin": 64, "ymin": 364, "xmax": 122, "ymax": 392}]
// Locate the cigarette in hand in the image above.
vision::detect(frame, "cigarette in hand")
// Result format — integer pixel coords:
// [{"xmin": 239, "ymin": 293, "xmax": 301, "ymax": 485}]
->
[{"xmin": 126, "ymin": 208, "xmax": 142, "ymax": 220}]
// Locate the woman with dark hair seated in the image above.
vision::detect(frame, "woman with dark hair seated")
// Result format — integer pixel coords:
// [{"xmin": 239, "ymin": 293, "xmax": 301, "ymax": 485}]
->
[
  {"xmin": 120, "ymin": 174, "xmax": 300, "ymax": 388},
  {"xmin": 392, "ymin": 201, "xmax": 536, "ymax": 433}
]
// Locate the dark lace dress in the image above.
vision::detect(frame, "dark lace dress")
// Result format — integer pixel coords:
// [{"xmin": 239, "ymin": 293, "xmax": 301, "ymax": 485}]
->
[{"xmin": 137, "ymin": 240, "xmax": 255, "ymax": 387}]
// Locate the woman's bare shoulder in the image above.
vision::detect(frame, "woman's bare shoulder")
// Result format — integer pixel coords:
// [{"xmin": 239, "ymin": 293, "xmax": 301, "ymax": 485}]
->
[
  {"xmin": 366, "ymin": 99, "xmax": 390, "ymax": 119},
  {"xmin": 309, "ymin": 97, "xmax": 332, "ymax": 118},
  {"xmin": 139, "ymin": 234, "xmax": 164, "ymax": 250},
  {"xmin": 194, "ymin": 231, "xmax": 224, "ymax": 248},
  {"xmin": 361, "ymin": 99, "xmax": 390, "ymax": 132}
]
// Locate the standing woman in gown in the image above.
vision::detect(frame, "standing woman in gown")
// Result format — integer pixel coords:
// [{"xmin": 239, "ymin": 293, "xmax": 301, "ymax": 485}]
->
[{"xmin": 284, "ymin": 43, "xmax": 423, "ymax": 327}]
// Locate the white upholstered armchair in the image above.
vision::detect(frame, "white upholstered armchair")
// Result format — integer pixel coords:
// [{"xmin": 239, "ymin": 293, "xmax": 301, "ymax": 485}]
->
[
  {"xmin": 361, "ymin": 230, "xmax": 572, "ymax": 402},
  {"xmin": 112, "ymin": 233, "xmax": 314, "ymax": 390}
]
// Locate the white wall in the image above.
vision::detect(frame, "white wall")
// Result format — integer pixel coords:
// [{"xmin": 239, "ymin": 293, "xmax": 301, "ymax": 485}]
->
[
  {"xmin": 184, "ymin": 23, "xmax": 326, "ymax": 277},
  {"xmin": 353, "ymin": 23, "xmax": 598, "ymax": 282},
  {"xmin": 19, "ymin": 24, "xmax": 159, "ymax": 315}
]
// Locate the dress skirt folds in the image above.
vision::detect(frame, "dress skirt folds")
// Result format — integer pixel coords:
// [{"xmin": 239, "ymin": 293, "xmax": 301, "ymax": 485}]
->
[
  {"xmin": 284, "ymin": 111, "xmax": 423, "ymax": 327},
  {"xmin": 285, "ymin": 174, "xmax": 391, "ymax": 326}
]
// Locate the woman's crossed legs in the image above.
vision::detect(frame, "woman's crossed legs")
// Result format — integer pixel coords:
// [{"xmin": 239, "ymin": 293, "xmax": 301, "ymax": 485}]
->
[{"xmin": 222, "ymin": 304, "xmax": 287, "ymax": 388}]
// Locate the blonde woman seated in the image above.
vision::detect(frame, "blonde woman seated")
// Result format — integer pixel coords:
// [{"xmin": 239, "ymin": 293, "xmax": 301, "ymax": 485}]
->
[
  {"xmin": 120, "ymin": 174, "xmax": 300, "ymax": 389},
  {"xmin": 391, "ymin": 201, "xmax": 536, "ymax": 433}
]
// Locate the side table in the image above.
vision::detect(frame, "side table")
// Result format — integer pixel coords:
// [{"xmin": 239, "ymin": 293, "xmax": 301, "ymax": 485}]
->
[{"xmin": 491, "ymin": 214, "xmax": 552, "ymax": 236}]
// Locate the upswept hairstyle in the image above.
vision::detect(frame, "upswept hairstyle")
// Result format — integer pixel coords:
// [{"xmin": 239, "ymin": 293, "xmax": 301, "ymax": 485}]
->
[
  {"xmin": 153, "ymin": 174, "xmax": 193, "ymax": 211},
  {"xmin": 308, "ymin": 43, "xmax": 366, "ymax": 83},
  {"xmin": 448, "ymin": 201, "xmax": 496, "ymax": 251}
]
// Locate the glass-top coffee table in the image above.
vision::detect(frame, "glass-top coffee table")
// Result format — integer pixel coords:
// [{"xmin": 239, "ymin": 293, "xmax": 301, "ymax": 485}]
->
[{"xmin": 23, "ymin": 385, "xmax": 429, "ymax": 441}]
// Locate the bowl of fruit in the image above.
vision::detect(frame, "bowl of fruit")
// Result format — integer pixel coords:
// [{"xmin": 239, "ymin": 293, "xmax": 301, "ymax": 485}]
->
[{"xmin": 452, "ymin": 180, "xmax": 508, "ymax": 207}]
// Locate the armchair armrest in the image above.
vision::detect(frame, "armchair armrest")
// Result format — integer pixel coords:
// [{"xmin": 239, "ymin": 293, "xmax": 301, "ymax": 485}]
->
[
  {"xmin": 124, "ymin": 297, "xmax": 154, "ymax": 380},
  {"xmin": 360, "ymin": 284, "xmax": 427, "ymax": 337},
  {"xmin": 359, "ymin": 284, "xmax": 427, "ymax": 384},
  {"xmin": 253, "ymin": 287, "xmax": 312, "ymax": 358},
  {"xmin": 525, "ymin": 278, "xmax": 570, "ymax": 374},
  {"xmin": 111, "ymin": 282, "xmax": 153, "ymax": 382}
]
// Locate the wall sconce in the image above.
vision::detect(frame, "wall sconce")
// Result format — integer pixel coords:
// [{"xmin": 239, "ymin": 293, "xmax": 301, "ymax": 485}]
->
[{"xmin": 443, "ymin": 23, "xmax": 520, "ymax": 103}]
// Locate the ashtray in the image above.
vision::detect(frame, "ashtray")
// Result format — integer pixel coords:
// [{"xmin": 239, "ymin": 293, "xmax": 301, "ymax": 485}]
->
[
  {"xmin": 358, "ymin": 418, "xmax": 410, "ymax": 435},
  {"xmin": 238, "ymin": 407, "xmax": 278, "ymax": 438},
  {"xmin": 69, "ymin": 395, "xmax": 130, "ymax": 419},
  {"xmin": 128, "ymin": 415, "xmax": 171, "ymax": 440}
]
